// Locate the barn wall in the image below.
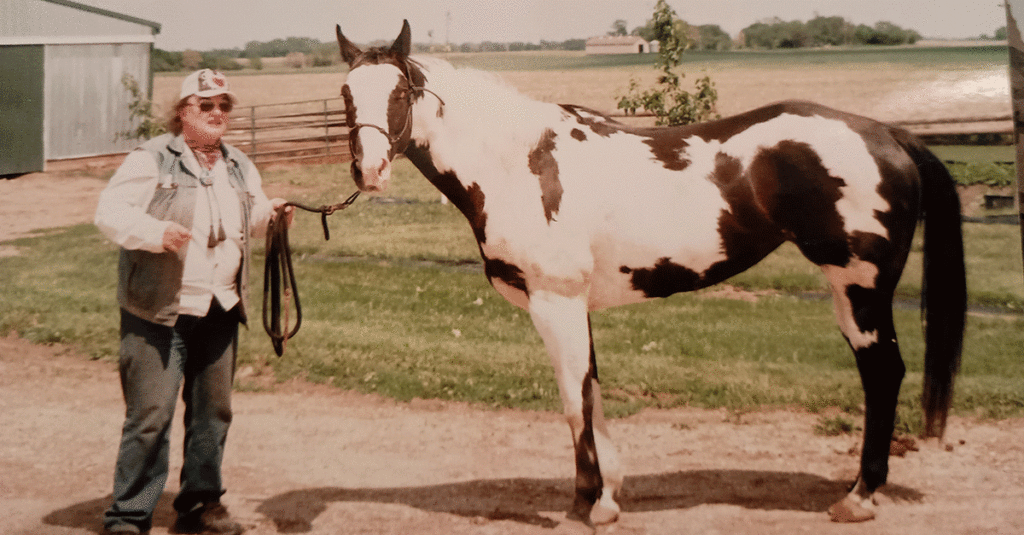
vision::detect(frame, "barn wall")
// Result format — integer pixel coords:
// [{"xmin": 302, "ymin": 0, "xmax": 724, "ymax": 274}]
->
[
  {"xmin": 0, "ymin": 0, "xmax": 154, "ymax": 41},
  {"xmin": 44, "ymin": 42, "xmax": 151, "ymax": 159}
]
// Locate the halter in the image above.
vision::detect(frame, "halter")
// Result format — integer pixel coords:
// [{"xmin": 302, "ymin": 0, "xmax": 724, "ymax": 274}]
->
[{"xmin": 348, "ymin": 69, "xmax": 445, "ymax": 156}]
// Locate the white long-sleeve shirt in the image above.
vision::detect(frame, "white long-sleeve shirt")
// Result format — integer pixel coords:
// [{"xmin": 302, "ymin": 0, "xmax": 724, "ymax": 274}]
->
[{"xmin": 95, "ymin": 145, "xmax": 275, "ymax": 317}]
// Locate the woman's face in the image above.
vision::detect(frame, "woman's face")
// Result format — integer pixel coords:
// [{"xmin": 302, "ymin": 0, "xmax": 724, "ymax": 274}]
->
[{"xmin": 179, "ymin": 94, "xmax": 233, "ymax": 144}]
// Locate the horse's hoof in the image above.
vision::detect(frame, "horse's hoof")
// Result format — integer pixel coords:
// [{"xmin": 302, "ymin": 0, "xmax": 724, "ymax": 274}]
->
[
  {"xmin": 555, "ymin": 517, "xmax": 596, "ymax": 535},
  {"xmin": 828, "ymin": 495, "xmax": 876, "ymax": 522},
  {"xmin": 589, "ymin": 497, "xmax": 620, "ymax": 525}
]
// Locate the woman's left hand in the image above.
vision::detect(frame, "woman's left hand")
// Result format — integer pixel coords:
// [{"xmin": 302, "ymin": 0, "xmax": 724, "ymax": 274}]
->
[{"xmin": 271, "ymin": 198, "xmax": 294, "ymax": 227}]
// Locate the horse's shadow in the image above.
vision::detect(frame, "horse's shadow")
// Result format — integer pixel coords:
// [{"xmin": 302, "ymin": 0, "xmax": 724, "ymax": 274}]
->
[{"xmin": 257, "ymin": 469, "xmax": 924, "ymax": 533}]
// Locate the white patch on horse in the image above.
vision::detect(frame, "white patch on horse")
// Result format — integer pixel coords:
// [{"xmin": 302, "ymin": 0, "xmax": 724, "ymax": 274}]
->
[
  {"xmin": 345, "ymin": 64, "xmax": 403, "ymax": 164},
  {"xmin": 822, "ymin": 258, "xmax": 880, "ymax": 350},
  {"xmin": 551, "ymin": 128, "xmax": 731, "ymax": 308},
  {"xmin": 707, "ymin": 113, "xmax": 891, "ymax": 239}
]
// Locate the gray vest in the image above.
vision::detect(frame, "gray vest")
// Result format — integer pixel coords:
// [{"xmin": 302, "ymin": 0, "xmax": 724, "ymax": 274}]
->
[{"xmin": 117, "ymin": 133, "xmax": 255, "ymax": 326}]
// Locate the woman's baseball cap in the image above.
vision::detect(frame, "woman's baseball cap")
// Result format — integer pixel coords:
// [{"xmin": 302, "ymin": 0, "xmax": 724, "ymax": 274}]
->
[{"xmin": 179, "ymin": 69, "xmax": 238, "ymax": 103}]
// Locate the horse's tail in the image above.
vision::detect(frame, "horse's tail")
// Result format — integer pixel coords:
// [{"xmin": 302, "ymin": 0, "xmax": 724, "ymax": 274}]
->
[{"xmin": 896, "ymin": 129, "xmax": 967, "ymax": 438}]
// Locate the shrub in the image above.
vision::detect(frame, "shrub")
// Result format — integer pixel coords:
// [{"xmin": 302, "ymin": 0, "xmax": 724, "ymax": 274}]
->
[{"xmin": 616, "ymin": 0, "xmax": 719, "ymax": 126}]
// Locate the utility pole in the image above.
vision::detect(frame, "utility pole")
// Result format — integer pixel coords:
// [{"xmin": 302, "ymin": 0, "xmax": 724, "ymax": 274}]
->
[{"xmin": 446, "ymin": 11, "xmax": 452, "ymax": 51}]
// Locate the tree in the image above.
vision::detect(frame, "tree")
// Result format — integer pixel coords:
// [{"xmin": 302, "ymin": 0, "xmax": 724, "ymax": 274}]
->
[
  {"xmin": 610, "ymin": 19, "xmax": 629, "ymax": 36},
  {"xmin": 807, "ymin": 15, "xmax": 852, "ymax": 46},
  {"xmin": 694, "ymin": 25, "xmax": 733, "ymax": 51},
  {"xmin": 616, "ymin": 0, "xmax": 719, "ymax": 126},
  {"xmin": 182, "ymin": 49, "xmax": 202, "ymax": 70}
]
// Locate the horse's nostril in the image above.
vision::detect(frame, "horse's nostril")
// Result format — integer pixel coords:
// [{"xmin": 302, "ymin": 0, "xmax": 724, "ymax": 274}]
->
[{"xmin": 377, "ymin": 158, "xmax": 389, "ymax": 175}]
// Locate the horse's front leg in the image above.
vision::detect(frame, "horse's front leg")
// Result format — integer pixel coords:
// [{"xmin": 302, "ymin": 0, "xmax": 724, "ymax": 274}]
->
[{"xmin": 528, "ymin": 290, "xmax": 622, "ymax": 525}]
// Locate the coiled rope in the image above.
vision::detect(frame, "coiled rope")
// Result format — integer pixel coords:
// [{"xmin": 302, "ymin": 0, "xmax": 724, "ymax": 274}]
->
[{"xmin": 262, "ymin": 191, "xmax": 360, "ymax": 356}]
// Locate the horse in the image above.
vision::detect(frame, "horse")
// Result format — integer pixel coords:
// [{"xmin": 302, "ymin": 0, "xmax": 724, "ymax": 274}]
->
[{"xmin": 334, "ymin": 20, "xmax": 966, "ymax": 526}]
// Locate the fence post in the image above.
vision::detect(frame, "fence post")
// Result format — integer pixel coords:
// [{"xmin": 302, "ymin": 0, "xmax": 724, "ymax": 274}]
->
[
  {"xmin": 250, "ymin": 106, "xmax": 257, "ymax": 164},
  {"xmin": 1005, "ymin": 1, "xmax": 1024, "ymax": 279},
  {"xmin": 324, "ymin": 99, "xmax": 330, "ymax": 156}
]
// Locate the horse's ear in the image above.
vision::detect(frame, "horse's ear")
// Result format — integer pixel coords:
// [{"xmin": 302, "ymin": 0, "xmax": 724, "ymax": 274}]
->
[
  {"xmin": 390, "ymin": 19, "xmax": 412, "ymax": 60},
  {"xmin": 336, "ymin": 24, "xmax": 361, "ymax": 67}
]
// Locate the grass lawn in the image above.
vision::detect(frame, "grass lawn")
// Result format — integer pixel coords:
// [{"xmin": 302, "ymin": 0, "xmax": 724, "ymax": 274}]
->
[{"xmin": 2, "ymin": 158, "xmax": 1021, "ymax": 432}]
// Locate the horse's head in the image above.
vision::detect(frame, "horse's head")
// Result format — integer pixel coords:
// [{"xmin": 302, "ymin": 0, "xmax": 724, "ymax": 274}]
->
[{"xmin": 337, "ymin": 20, "xmax": 420, "ymax": 193}]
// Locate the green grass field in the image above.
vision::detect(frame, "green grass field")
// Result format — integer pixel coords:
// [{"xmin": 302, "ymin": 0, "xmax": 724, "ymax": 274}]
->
[{"xmin": 2, "ymin": 157, "xmax": 1021, "ymax": 431}]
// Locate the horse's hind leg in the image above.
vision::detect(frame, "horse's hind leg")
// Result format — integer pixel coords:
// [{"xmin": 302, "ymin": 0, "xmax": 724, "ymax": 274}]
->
[
  {"xmin": 528, "ymin": 290, "xmax": 622, "ymax": 525},
  {"xmin": 821, "ymin": 261, "xmax": 906, "ymax": 522}
]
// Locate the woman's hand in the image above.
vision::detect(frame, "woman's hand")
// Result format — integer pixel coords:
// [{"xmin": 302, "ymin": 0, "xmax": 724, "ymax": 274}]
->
[
  {"xmin": 271, "ymin": 198, "xmax": 294, "ymax": 227},
  {"xmin": 162, "ymin": 222, "xmax": 192, "ymax": 253}
]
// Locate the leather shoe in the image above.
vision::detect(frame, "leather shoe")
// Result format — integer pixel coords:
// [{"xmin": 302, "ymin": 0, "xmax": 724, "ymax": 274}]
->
[
  {"xmin": 173, "ymin": 502, "xmax": 244, "ymax": 535},
  {"xmin": 103, "ymin": 524, "xmax": 142, "ymax": 535}
]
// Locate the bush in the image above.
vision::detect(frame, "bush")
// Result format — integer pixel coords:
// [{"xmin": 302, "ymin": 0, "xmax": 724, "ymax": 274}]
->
[
  {"xmin": 616, "ymin": 0, "xmax": 719, "ymax": 126},
  {"xmin": 117, "ymin": 73, "xmax": 166, "ymax": 142},
  {"xmin": 947, "ymin": 161, "xmax": 1015, "ymax": 187}
]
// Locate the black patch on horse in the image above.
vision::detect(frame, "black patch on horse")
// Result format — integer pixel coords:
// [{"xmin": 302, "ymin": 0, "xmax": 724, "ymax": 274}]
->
[
  {"xmin": 484, "ymin": 258, "xmax": 528, "ymax": 293},
  {"xmin": 559, "ymin": 104, "xmax": 620, "ymax": 138},
  {"xmin": 750, "ymin": 140, "xmax": 851, "ymax": 267},
  {"xmin": 620, "ymin": 258, "xmax": 702, "ymax": 297},
  {"xmin": 529, "ymin": 129, "xmax": 563, "ymax": 223},
  {"xmin": 703, "ymin": 153, "xmax": 786, "ymax": 285},
  {"xmin": 643, "ymin": 134, "xmax": 691, "ymax": 171},
  {"xmin": 406, "ymin": 143, "xmax": 488, "ymax": 244}
]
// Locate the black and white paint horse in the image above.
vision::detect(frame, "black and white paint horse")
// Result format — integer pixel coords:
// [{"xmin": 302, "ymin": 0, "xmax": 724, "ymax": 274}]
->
[{"xmin": 335, "ymin": 21, "xmax": 966, "ymax": 526}]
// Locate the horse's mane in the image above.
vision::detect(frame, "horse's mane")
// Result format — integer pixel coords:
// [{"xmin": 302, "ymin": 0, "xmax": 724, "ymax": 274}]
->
[{"xmin": 411, "ymin": 56, "xmax": 556, "ymax": 130}]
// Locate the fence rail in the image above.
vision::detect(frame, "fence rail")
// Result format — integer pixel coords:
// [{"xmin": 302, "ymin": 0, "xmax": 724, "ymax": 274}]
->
[
  {"xmin": 225, "ymin": 97, "xmax": 350, "ymax": 166},
  {"xmin": 223, "ymin": 97, "xmax": 1014, "ymax": 167}
]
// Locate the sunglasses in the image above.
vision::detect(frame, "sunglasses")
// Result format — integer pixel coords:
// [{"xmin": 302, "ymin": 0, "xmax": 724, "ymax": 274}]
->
[{"xmin": 195, "ymin": 100, "xmax": 233, "ymax": 113}]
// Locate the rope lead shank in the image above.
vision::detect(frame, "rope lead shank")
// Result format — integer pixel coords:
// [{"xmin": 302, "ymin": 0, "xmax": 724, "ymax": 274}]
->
[{"xmin": 262, "ymin": 190, "xmax": 360, "ymax": 356}]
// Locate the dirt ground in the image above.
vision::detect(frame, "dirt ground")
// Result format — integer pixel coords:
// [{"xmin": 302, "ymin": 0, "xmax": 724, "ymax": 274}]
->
[
  {"xmin": 2, "ymin": 67, "xmax": 1023, "ymax": 534},
  {"xmin": 1, "ymin": 335, "xmax": 1023, "ymax": 535}
]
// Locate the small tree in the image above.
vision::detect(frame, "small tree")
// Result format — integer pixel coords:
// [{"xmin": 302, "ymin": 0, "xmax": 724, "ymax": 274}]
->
[
  {"xmin": 182, "ymin": 49, "xmax": 202, "ymax": 70},
  {"xmin": 616, "ymin": 0, "xmax": 719, "ymax": 126},
  {"xmin": 117, "ymin": 73, "xmax": 166, "ymax": 141}
]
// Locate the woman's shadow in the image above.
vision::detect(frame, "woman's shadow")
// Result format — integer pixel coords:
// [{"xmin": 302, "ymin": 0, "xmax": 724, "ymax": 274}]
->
[{"xmin": 42, "ymin": 492, "xmax": 178, "ymax": 534}]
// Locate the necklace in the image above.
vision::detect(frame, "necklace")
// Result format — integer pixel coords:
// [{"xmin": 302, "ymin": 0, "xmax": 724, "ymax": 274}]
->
[{"xmin": 186, "ymin": 139, "xmax": 223, "ymax": 170}]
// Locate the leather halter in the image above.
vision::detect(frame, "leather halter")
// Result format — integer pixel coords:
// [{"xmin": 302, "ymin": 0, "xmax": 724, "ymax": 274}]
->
[{"xmin": 348, "ymin": 70, "xmax": 445, "ymax": 156}]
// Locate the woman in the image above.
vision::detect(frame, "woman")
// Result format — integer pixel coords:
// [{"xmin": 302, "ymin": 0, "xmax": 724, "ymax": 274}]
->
[{"xmin": 94, "ymin": 69, "xmax": 292, "ymax": 535}]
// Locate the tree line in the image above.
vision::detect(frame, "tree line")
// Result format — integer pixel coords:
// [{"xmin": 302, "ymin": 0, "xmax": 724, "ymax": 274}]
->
[
  {"xmin": 151, "ymin": 14, "xmax": 1001, "ymax": 72},
  {"xmin": 618, "ymin": 15, "xmax": 928, "ymax": 51}
]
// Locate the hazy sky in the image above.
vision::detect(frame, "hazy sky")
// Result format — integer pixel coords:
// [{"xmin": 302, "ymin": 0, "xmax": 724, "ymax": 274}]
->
[{"xmin": 79, "ymin": 0, "xmax": 1006, "ymax": 51}]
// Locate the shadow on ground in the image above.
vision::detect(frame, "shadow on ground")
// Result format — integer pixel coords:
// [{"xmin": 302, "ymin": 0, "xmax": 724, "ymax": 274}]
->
[{"xmin": 254, "ymin": 469, "xmax": 923, "ymax": 532}]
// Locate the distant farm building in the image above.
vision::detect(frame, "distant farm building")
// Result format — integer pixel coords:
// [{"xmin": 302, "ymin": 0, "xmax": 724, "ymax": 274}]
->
[
  {"xmin": 0, "ymin": 0, "xmax": 161, "ymax": 175},
  {"xmin": 585, "ymin": 36, "xmax": 657, "ymax": 55}
]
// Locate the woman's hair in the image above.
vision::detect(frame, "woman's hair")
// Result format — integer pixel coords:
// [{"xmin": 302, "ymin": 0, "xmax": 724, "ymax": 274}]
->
[{"xmin": 164, "ymin": 97, "xmax": 191, "ymax": 136}]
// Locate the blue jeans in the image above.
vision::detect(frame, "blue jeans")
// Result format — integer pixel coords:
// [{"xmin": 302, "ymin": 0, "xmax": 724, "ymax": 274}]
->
[{"xmin": 104, "ymin": 302, "xmax": 238, "ymax": 532}]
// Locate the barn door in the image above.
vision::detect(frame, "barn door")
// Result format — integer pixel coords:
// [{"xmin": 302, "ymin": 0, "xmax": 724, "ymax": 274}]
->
[{"xmin": 0, "ymin": 45, "xmax": 45, "ymax": 176}]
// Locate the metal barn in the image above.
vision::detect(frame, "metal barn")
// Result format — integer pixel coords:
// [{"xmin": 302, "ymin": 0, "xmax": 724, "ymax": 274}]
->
[{"xmin": 0, "ymin": 0, "xmax": 160, "ymax": 175}]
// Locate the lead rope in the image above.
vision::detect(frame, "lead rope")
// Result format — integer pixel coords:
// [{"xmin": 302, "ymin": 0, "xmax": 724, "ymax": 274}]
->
[{"xmin": 263, "ymin": 191, "xmax": 361, "ymax": 356}]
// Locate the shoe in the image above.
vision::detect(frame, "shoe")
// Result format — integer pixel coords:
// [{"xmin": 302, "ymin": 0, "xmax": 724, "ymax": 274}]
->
[
  {"xmin": 103, "ymin": 523, "xmax": 141, "ymax": 535},
  {"xmin": 173, "ymin": 502, "xmax": 244, "ymax": 535}
]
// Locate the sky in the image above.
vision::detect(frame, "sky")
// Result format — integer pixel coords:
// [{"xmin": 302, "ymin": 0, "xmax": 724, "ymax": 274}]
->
[{"xmin": 78, "ymin": 0, "xmax": 1007, "ymax": 51}]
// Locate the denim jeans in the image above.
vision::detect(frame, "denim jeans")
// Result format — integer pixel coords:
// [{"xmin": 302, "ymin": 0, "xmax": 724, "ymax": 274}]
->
[{"xmin": 104, "ymin": 302, "xmax": 238, "ymax": 532}]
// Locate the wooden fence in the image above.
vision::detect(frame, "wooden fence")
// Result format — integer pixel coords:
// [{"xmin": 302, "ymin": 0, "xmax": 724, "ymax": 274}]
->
[
  {"xmin": 224, "ymin": 97, "xmax": 350, "ymax": 166},
  {"xmin": 222, "ymin": 97, "xmax": 1013, "ymax": 167}
]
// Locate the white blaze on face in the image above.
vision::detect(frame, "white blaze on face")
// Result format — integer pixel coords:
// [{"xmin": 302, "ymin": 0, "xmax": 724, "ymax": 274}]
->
[{"xmin": 346, "ymin": 64, "xmax": 404, "ymax": 190}]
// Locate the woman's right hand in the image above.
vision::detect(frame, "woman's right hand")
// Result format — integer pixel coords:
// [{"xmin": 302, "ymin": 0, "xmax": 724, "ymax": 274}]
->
[{"xmin": 162, "ymin": 223, "xmax": 192, "ymax": 253}]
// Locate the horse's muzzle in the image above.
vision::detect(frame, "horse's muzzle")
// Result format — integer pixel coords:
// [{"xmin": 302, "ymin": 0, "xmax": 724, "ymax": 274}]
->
[{"xmin": 351, "ymin": 156, "xmax": 390, "ymax": 193}]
